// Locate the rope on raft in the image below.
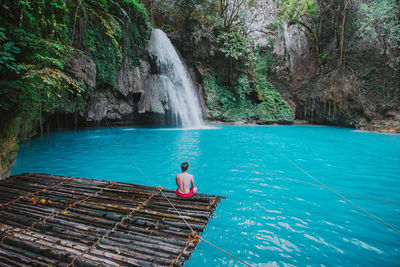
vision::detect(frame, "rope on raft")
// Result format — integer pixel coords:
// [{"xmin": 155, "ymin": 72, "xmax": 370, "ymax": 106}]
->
[
  {"xmin": 0, "ymin": 181, "xmax": 116, "ymax": 244},
  {"xmin": 131, "ymin": 159, "xmax": 252, "ymax": 267},
  {"xmin": 0, "ymin": 174, "xmax": 222, "ymax": 266},
  {"xmin": 0, "ymin": 175, "xmax": 75, "ymax": 208},
  {"xmin": 66, "ymin": 189, "xmax": 162, "ymax": 266},
  {"xmin": 283, "ymin": 176, "xmax": 400, "ymax": 206},
  {"xmin": 88, "ymin": 122, "xmax": 249, "ymax": 266},
  {"xmin": 169, "ymin": 232, "xmax": 199, "ymax": 267},
  {"xmin": 259, "ymin": 169, "xmax": 400, "ymax": 206}
]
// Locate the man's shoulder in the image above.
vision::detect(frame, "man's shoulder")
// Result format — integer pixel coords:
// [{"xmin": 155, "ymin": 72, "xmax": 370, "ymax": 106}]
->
[{"xmin": 181, "ymin": 173, "xmax": 193, "ymax": 178}]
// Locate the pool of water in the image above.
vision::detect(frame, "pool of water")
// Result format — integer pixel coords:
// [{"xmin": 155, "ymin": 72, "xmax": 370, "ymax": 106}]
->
[{"xmin": 11, "ymin": 125, "xmax": 400, "ymax": 266}]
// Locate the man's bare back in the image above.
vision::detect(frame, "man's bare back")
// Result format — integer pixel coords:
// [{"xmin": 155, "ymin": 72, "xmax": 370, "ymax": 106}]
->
[
  {"xmin": 176, "ymin": 172, "xmax": 197, "ymax": 194},
  {"xmin": 175, "ymin": 162, "xmax": 197, "ymax": 197}
]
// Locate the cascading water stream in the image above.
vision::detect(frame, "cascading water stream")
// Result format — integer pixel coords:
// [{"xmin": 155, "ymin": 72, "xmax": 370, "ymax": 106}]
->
[{"xmin": 148, "ymin": 29, "xmax": 205, "ymax": 128}]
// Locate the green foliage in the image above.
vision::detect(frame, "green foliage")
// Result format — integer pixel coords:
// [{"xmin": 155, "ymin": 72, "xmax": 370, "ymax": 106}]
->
[
  {"xmin": 0, "ymin": 29, "xmax": 23, "ymax": 74},
  {"xmin": 255, "ymin": 48, "xmax": 282, "ymax": 74},
  {"xmin": 0, "ymin": 115, "xmax": 20, "ymax": 169},
  {"xmin": 274, "ymin": 0, "xmax": 320, "ymax": 49},
  {"xmin": 319, "ymin": 52, "xmax": 328, "ymax": 64},
  {"xmin": 217, "ymin": 31, "xmax": 253, "ymax": 61},
  {"xmin": 84, "ymin": 3, "xmax": 123, "ymax": 85},
  {"xmin": 275, "ymin": 0, "xmax": 318, "ymax": 24},
  {"xmin": 174, "ymin": 0, "xmax": 207, "ymax": 20},
  {"xmin": 361, "ymin": 65, "xmax": 395, "ymax": 104},
  {"xmin": 236, "ymin": 74, "xmax": 252, "ymax": 99},
  {"xmin": 265, "ymin": 21, "xmax": 284, "ymax": 32},
  {"xmin": 160, "ymin": 24, "xmax": 176, "ymax": 33},
  {"xmin": 203, "ymin": 50, "xmax": 293, "ymax": 122},
  {"xmin": 0, "ymin": 0, "xmax": 150, "ymax": 143},
  {"xmin": 81, "ymin": 0, "xmax": 150, "ymax": 85},
  {"xmin": 357, "ymin": 0, "xmax": 400, "ymax": 70},
  {"xmin": 0, "ymin": 0, "xmax": 80, "ymax": 115},
  {"xmin": 252, "ymin": 52, "xmax": 293, "ymax": 120},
  {"xmin": 0, "ymin": 115, "xmax": 21, "ymax": 140},
  {"xmin": 175, "ymin": 0, "xmax": 204, "ymax": 10},
  {"xmin": 204, "ymin": 73, "xmax": 237, "ymax": 112}
]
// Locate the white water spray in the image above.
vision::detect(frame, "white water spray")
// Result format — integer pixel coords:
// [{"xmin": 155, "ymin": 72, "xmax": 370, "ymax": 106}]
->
[{"xmin": 148, "ymin": 29, "xmax": 205, "ymax": 128}]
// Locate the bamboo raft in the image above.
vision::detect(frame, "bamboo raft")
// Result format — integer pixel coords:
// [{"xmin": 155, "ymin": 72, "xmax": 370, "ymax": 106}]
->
[{"xmin": 0, "ymin": 173, "xmax": 225, "ymax": 266}]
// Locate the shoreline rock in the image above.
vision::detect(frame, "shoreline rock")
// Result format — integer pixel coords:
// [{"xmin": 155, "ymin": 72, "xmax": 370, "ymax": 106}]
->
[{"xmin": 206, "ymin": 118, "xmax": 399, "ymax": 134}]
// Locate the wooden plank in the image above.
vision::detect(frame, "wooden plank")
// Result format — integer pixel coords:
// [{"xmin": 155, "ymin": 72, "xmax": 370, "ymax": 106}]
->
[{"xmin": 0, "ymin": 173, "xmax": 224, "ymax": 266}]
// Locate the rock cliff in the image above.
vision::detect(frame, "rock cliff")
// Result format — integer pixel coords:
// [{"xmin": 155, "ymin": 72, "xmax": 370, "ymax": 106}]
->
[
  {"xmin": 141, "ymin": 1, "xmax": 399, "ymax": 132},
  {"xmin": 77, "ymin": 30, "xmax": 206, "ymax": 127}
]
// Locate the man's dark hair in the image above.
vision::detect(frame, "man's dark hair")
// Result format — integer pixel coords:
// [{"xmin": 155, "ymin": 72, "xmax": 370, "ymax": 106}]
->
[{"xmin": 181, "ymin": 162, "xmax": 189, "ymax": 172}]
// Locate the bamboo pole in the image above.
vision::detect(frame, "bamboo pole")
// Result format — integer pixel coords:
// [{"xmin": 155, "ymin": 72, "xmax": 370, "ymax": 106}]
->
[{"xmin": 0, "ymin": 173, "xmax": 224, "ymax": 266}]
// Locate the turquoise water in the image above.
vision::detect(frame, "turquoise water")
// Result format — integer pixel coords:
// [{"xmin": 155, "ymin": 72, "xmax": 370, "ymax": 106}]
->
[{"xmin": 11, "ymin": 125, "xmax": 400, "ymax": 266}]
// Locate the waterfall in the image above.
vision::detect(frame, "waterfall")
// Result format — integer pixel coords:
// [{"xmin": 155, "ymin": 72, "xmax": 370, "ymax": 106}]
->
[{"xmin": 148, "ymin": 29, "xmax": 205, "ymax": 128}]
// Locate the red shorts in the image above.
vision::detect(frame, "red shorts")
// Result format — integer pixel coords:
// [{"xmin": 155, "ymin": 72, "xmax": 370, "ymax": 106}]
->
[{"xmin": 176, "ymin": 188, "xmax": 195, "ymax": 198}]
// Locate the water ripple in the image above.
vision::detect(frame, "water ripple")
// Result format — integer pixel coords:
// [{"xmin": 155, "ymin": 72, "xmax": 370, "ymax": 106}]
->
[{"xmin": 11, "ymin": 125, "xmax": 400, "ymax": 266}]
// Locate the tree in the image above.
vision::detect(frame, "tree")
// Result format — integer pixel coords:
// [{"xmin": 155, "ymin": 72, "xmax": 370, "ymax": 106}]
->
[
  {"xmin": 358, "ymin": 0, "xmax": 400, "ymax": 70},
  {"xmin": 0, "ymin": 0, "xmax": 150, "ymax": 135},
  {"xmin": 274, "ymin": 0, "xmax": 320, "ymax": 53},
  {"xmin": 217, "ymin": 30, "xmax": 253, "ymax": 83}
]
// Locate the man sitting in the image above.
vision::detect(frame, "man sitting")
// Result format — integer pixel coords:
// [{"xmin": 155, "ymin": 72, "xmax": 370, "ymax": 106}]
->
[{"xmin": 176, "ymin": 162, "xmax": 197, "ymax": 198}]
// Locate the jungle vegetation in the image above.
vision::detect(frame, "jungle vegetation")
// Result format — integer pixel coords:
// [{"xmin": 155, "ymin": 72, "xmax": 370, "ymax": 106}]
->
[
  {"xmin": 0, "ymin": 0, "xmax": 399, "ymax": 171},
  {"xmin": 142, "ymin": 0, "xmax": 400, "ymax": 121},
  {"xmin": 0, "ymin": 0, "xmax": 150, "ymax": 139}
]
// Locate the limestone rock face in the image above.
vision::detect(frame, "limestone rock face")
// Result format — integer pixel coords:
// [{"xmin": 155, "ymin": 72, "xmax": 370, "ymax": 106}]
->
[
  {"xmin": 283, "ymin": 24, "xmax": 313, "ymax": 78},
  {"xmin": 69, "ymin": 55, "xmax": 96, "ymax": 88},
  {"xmin": 138, "ymin": 75, "xmax": 170, "ymax": 114},
  {"xmin": 81, "ymin": 41, "xmax": 176, "ymax": 124},
  {"xmin": 114, "ymin": 58, "xmax": 147, "ymax": 97},
  {"xmin": 245, "ymin": 0, "xmax": 277, "ymax": 48},
  {"xmin": 79, "ymin": 8, "xmax": 397, "ymax": 131},
  {"xmin": 83, "ymin": 27, "xmax": 209, "ymax": 125},
  {"xmin": 0, "ymin": 135, "xmax": 18, "ymax": 179},
  {"xmin": 85, "ymin": 89, "xmax": 133, "ymax": 122},
  {"xmin": 84, "ymin": 57, "xmax": 151, "ymax": 124}
]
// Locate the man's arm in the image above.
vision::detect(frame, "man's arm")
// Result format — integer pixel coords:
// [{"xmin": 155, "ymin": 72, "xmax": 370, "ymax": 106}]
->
[{"xmin": 190, "ymin": 175, "xmax": 195, "ymax": 189}]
